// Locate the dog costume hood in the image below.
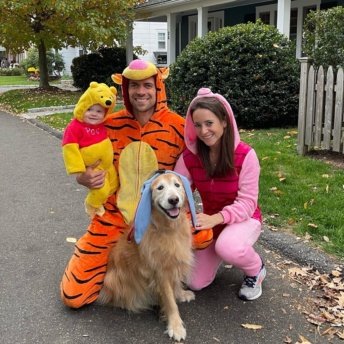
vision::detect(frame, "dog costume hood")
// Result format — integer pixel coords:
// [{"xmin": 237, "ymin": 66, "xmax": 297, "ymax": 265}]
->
[
  {"xmin": 111, "ymin": 59, "xmax": 169, "ymax": 116},
  {"xmin": 134, "ymin": 171, "xmax": 197, "ymax": 244},
  {"xmin": 73, "ymin": 82, "xmax": 117, "ymax": 122}
]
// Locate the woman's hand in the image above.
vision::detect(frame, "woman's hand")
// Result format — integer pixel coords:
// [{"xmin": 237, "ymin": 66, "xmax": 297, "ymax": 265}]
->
[
  {"xmin": 195, "ymin": 212, "xmax": 224, "ymax": 230},
  {"xmin": 76, "ymin": 161, "xmax": 106, "ymax": 189}
]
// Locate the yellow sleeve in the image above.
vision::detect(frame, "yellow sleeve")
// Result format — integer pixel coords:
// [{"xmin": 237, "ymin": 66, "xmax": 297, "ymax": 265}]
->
[{"xmin": 62, "ymin": 143, "xmax": 86, "ymax": 174}]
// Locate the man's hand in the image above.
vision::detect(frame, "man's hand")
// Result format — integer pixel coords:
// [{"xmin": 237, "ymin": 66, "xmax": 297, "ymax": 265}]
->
[{"xmin": 76, "ymin": 161, "xmax": 106, "ymax": 189}]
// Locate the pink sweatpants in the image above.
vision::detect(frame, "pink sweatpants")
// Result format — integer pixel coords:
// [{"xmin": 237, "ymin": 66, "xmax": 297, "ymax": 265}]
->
[{"xmin": 188, "ymin": 218, "xmax": 262, "ymax": 290}]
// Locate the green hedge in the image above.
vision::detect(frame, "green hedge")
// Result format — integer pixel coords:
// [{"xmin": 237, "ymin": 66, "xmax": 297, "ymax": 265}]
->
[
  {"xmin": 167, "ymin": 21, "xmax": 300, "ymax": 129},
  {"xmin": 0, "ymin": 67, "xmax": 23, "ymax": 76},
  {"xmin": 303, "ymin": 6, "xmax": 344, "ymax": 68},
  {"xmin": 71, "ymin": 47, "xmax": 135, "ymax": 91}
]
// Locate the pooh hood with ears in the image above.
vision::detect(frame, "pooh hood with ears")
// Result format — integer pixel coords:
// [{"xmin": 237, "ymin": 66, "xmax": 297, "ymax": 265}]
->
[{"xmin": 74, "ymin": 82, "xmax": 117, "ymax": 122}]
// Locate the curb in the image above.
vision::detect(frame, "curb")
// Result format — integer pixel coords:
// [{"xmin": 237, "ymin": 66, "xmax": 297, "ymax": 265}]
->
[
  {"xmin": 260, "ymin": 227, "xmax": 342, "ymax": 273},
  {"xmin": 28, "ymin": 104, "xmax": 75, "ymax": 113},
  {"xmin": 27, "ymin": 118, "xmax": 63, "ymax": 140}
]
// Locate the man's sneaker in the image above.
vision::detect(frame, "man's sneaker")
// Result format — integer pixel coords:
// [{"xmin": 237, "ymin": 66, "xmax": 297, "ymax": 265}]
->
[{"xmin": 238, "ymin": 264, "xmax": 266, "ymax": 301}]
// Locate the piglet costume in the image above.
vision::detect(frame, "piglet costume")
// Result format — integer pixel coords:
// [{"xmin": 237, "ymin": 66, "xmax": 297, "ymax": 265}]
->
[{"xmin": 175, "ymin": 88, "xmax": 263, "ymax": 290}]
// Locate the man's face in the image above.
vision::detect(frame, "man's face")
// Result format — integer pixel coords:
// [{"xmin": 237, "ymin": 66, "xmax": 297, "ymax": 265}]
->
[{"xmin": 128, "ymin": 77, "xmax": 156, "ymax": 117}]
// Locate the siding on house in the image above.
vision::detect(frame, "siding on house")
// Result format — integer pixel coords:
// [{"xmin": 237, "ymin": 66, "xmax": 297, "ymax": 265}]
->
[{"xmin": 135, "ymin": 0, "xmax": 344, "ymax": 63}]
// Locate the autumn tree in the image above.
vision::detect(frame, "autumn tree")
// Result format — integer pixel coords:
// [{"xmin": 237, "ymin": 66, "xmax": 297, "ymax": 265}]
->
[{"xmin": 0, "ymin": 0, "xmax": 139, "ymax": 89}]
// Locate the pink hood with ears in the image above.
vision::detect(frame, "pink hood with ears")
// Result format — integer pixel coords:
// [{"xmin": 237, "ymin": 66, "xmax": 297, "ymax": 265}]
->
[{"xmin": 184, "ymin": 88, "xmax": 240, "ymax": 154}]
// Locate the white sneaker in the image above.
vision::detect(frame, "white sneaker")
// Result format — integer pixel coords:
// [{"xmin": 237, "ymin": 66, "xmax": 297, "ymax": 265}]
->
[{"xmin": 238, "ymin": 264, "xmax": 266, "ymax": 301}]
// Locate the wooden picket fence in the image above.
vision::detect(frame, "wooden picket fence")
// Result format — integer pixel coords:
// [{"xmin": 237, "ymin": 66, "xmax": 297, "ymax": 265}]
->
[{"xmin": 297, "ymin": 58, "xmax": 344, "ymax": 155}]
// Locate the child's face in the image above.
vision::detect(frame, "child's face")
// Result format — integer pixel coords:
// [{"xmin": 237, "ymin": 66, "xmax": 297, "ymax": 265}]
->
[{"xmin": 83, "ymin": 104, "xmax": 106, "ymax": 125}]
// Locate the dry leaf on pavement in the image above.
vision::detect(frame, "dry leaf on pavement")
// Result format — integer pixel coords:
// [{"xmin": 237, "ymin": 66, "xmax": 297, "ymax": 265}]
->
[{"xmin": 241, "ymin": 323, "xmax": 263, "ymax": 330}]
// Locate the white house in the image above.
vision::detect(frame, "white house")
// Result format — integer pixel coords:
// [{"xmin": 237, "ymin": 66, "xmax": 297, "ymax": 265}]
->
[
  {"xmin": 132, "ymin": 0, "xmax": 344, "ymax": 64},
  {"xmin": 59, "ymin": 21, "xmax": 167, "ymax": 76}
]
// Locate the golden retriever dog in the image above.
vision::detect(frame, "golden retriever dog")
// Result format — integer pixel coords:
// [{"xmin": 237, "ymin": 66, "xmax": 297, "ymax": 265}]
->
[{"xmin": 99, "ymin": 171, "xmax": 195, "ymax": 341}]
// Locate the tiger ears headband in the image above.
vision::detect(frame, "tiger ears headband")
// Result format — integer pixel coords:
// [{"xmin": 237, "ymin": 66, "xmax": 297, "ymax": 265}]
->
[
  {"xmin": 111, "ymin": 59, "xmax": 169, "ymax": 85},
  {"xmin": 133, "ymin": 170, "xmax": 197, "ymax": 244}
]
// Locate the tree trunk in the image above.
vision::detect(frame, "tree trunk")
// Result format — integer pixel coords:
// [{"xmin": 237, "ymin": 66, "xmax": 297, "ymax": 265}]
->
[{"xmin": 37, "ymin": 39, "xmax": 50, "ymax": 89}]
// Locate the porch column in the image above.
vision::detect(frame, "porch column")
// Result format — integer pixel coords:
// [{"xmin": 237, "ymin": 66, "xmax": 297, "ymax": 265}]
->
[
  {"xmin": 167, "ymin": 13, "xmax": 176, "ymax": 65},
  {"xmin": 197, "ymin": 6, "xmax": 208, "ymax": 38},
  {"xmin": 126, "ymin": 24, "xmax": 133, "ymax": 64},
  {"xmin": 277, "ymin": 0, "xmax": 291, "ymax": 38}
]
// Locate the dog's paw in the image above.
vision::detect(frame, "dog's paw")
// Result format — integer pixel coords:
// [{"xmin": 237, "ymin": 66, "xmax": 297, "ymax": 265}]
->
[
  {"xmin": 177, "ymin": 289, "xmax": 195, "ymax": 303},
  {"xmin": 165, "ymin": 321, "xmax": 186, "ymax": 342}
]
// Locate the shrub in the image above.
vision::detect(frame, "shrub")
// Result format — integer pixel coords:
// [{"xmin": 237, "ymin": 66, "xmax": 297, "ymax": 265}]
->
[
  {"xmin": 20, "ymin": 47, "xmax": 65, "ymax": 77},
  {"xmin": 303, "ymin": 6, "xmax": 344, "ymax": 68},
  {"xmin": 0, "ymin": 67, "xmax": 23, "ymax": 76},
  {"xmin": 167, "ymin": 21, "xmax": 300, "ymax": 129},
  {"xmin": 71, "ymin": 47, "xmax": 133, "ymax": 90}
]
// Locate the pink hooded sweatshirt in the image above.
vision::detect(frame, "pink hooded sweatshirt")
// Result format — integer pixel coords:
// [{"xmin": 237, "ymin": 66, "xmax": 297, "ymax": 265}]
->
[{"xmin": 174, "ymin": 88, "xmax": 262, "ymax": 236}]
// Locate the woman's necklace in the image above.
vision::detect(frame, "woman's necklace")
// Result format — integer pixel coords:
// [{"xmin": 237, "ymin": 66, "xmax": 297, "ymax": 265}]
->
[{"xmin": 209, "ymin": 151, "xmax": 219, "ymax": 167}]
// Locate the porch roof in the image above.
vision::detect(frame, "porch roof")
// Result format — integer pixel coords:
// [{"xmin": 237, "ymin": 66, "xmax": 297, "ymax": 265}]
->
[{"xmin": 135, "ymin": 0, "xmax": 263, "ymax": 20}]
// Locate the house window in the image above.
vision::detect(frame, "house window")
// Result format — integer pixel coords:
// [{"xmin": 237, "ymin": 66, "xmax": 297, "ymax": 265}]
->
[
  {"xmin": 289, "ymin": 8, "xmax": 298, "ymax": 41},
  {"xmin": 256, "ymin": 0, "xmax": 320, "ymax": 58},
  {"xmin": 188, "ymin": 11, "xmax": 224, "ymax": 41},
  {"xmin": 157, "ymin": 32, "xmax": 166, "ymax": 50},
  {"xmin": 259, "ymin": 11, "xmax": 270, "ymax": 25}
]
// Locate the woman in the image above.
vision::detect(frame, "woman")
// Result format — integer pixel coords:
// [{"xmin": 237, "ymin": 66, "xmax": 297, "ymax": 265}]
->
[{"xmin": 175, "ymin": 88, "xmax": 265, "ymax": 301}]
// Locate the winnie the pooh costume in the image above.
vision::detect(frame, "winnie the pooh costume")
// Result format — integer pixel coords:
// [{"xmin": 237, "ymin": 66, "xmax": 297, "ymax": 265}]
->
[{"xmin": 62, "ymin": 82, "xmax": 119, "ymax": 217}]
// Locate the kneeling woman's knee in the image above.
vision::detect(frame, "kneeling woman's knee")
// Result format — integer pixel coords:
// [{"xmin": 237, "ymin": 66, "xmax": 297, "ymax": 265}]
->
[
  {"xmin": 215, "ymin": 240, "xmax": 247, "ymax": 264},
  {"xmin": 187, "ymin": 273, "xmax": 216, "ymax": 291}
]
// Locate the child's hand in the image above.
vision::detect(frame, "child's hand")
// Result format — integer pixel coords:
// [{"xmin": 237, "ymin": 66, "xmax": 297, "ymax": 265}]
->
[{"xmin": 76, "ymin": 160, "xmax": 106, "ymax": 189}]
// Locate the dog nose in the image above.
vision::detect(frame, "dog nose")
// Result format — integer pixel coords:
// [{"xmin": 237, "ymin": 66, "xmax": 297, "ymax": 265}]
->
[
  {"xmin": 168, "ymin": 197, "xmax": 179, "ymax": 206},
  {"xmin": 105, "ymin": 100, "xmax": 112, "ymax": 106}
]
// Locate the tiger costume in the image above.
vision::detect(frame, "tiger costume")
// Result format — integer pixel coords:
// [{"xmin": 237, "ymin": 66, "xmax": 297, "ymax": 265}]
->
[{"xmin": 60, "ymin": 60, "xmax": 212, "ymax": 308}]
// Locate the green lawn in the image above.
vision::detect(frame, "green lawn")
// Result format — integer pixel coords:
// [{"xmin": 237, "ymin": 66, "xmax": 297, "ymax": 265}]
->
[
  {"xmin": 0, "ymin": 88, "xmax": 343, "ymax": 259},
  {"xmin": 0, "ymin": 75, "xmax": 40, "ymax": 86},
  {"xmin": 0, "ymin": 75, "xmax": 72, "ymax": 86},
  {"xmin": 0, "ymin": 88, "xmax": 82, "ymax": 113},
  {"xmin": 241, "ymin": 128, "xmax": 344, "ymax": 258}
]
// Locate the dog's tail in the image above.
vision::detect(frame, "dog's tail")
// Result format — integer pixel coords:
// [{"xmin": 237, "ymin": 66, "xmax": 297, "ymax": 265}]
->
[{"xmin": 98, "ymin": 286, "xmax": 113, "ymax": 304}]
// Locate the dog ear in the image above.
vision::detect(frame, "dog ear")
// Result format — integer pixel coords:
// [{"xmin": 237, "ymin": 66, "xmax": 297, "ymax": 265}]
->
[
  {"xmin": 134, "ymin": 173, "xmax": 160, "ymax": 244},
  {"xmin": 172, "ymin": 172, "xmax": 198, "ymax": 228}
]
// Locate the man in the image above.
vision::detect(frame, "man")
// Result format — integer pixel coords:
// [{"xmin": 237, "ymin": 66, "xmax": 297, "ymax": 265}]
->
[{"xmin": 60, "ymin": 59, "xmax": 187, "ymax": 308}]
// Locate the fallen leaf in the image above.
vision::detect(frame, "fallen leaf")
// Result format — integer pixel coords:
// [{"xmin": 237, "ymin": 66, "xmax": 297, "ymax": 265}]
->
[
  {"xmin": 337, "ymin": 331, "xmax": 344, "ymax": 339},
  {"xmin": 307, "ymin": 223, "xmax": 318, "ymax": 229},
  {"xmin": 66, "ymin": 237, "xmax": 77, "ymax": 243},
  {"xmin": 289, "ymin": 267, "xmax": 308, "ymax": 277},
  {"xmin": 241, "ymin": 323, "xmax": 263, "ymax": 330},
  {"xmin": 331, "ymin": 270, "xmax": 341, "ymax": 277},
  {"xmin": 284, "ymin": 336, "xmax": 292, "ymax": 343},
  {"xmin": 295, "ymin": 334, "xmax": 312, "ymax": 344},
  {"xmin": 323, "ymin": 236, "xmax": 330, "ymax": 242},
  {"xmin": 304, "ymin": 232, "xmax": 312, "ymax": 241}
]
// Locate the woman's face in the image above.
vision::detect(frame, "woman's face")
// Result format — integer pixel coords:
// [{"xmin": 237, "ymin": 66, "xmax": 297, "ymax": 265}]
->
[{"xmin": 192, "ymin": 108, "xmax": 227, "ymax": 149}]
